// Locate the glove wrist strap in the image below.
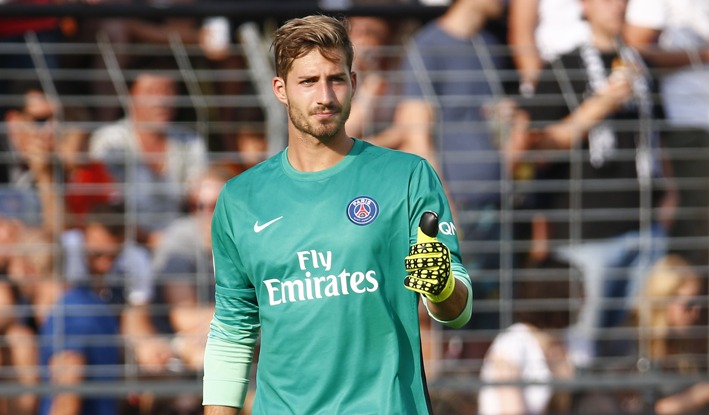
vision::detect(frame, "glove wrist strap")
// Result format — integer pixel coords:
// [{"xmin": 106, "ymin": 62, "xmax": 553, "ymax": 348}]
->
[{"xmin": 426, "ymin": 272, "xmax": 455, "ymax": 303}]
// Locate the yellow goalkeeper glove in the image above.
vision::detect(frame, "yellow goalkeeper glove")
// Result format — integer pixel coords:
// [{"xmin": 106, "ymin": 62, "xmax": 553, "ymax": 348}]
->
[{"xmin": 404, "ymin": 211, "xmax": 455, "ymax": 303}]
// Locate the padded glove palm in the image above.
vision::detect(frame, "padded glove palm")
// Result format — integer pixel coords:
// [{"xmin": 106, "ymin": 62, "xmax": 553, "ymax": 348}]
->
[{"xmin": 404, "ymin": 211, "xmax": 455, "ymax": 303}]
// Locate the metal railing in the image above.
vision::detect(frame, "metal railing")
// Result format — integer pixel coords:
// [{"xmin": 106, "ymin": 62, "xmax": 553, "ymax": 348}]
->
[{"xmin": 0, "ymin": 3, "xmax": 708, "ymax": 413}]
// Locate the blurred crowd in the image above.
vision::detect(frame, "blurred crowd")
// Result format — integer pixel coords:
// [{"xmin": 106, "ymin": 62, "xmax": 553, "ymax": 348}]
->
[{"xmin": 0, "ymin": 0, "xmax": 708, "ymax": 414}]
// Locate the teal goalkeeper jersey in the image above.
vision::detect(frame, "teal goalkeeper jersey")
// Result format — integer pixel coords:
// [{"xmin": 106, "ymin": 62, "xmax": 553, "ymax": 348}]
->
[{"xmin": 208, "ymin": 138, "xmax": 469, "ymax": 414}]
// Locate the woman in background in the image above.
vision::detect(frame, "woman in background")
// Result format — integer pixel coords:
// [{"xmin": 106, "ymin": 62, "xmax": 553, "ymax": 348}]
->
[{"xmin": 630, "ymin": 254, "xmax": 708, "ymax": 414}]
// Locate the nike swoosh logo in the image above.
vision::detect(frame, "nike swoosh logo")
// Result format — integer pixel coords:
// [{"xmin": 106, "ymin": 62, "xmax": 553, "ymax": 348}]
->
[{"xmin": 253, "ymin": 216, "xmax": 284, "ymax": 233}]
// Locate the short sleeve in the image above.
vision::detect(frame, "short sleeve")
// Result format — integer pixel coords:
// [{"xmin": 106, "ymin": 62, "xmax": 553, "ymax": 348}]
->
[
  {"xmin": 407, "ymin": 159, "xmax": 460, "ymax": 259},
  {"xmin": 625, "ymin": 0, "xmax": 665, "ymax": 30}
]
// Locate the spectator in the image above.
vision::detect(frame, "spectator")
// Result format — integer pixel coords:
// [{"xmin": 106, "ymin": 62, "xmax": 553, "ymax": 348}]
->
[
  {"xmin": 3, "ymin": 79, "xmax": 119, "ymax": 236},
  {"xmin": 62, "ymin": 0, "xmax": 254, "ymax": 154},
  {"xmin": 624, "ymin": 0, "xmax": 709, "ymax": 268},
  {"xmin": 628, "ymin": 254, "xmax": 707, "ymax": 414},
  {"xmin": 88, "ymin": 56, "xmax": 209, "ymax": 249},
  {"xmin": 345, "ymin": 15, "xmax": 406, "ymax": 143},
  {"xmin": 216, "ymin": 123, "xmax": 269, "ymax": 178},
  {"xmin": 151, "ymin": 164, "xmax": 232, "ymax": 371},
  {"xmin": 393, "ymin": 0, "xmax": 519, "ymax": 358},
  {"xmin": 63, "ymin": 0, "xmax": 204, "ymax": 121},
  {"xmin": 147, "ymin": 164, "xmax": 232, "ymax": 414},
  {"xmin": 61, "ymin": 202, "xmax": 175, "ymax": 373},
  {"xmin": 1, "ymin": 226, "xmax": 55, "ymax": 415},
  {"xmin": 507, "ymin": 0, "xmax": 591, "ymax": 96},
  {"xmin": 520, "ymin": 0, "xmax": 676, "ymax": 366},
  {"xmin": 478, "ymin": 257, "xmax": 581, "ymax": 415},
  {"xmin": 624, "ymin": 0, "xmax": 709, "ymax": 129},
  {"xmin": 28, "ymin": 227, "xmax": 122, "ymax": 415},
  {"xmin": 1, "ymin": 79, "xmax": 60, "ymax": 233}
]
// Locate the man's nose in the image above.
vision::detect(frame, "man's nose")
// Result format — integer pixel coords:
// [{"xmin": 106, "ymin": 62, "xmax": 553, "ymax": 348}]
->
[{"xmin": 315, "ymin": 81, "xmax": 336, "ymax": 105}]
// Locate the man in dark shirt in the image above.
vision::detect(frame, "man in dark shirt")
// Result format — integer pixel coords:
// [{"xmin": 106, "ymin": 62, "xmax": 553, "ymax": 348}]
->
[{"xmin": 521, "ymin": 0, "xmax": 676, "ymax": 366}]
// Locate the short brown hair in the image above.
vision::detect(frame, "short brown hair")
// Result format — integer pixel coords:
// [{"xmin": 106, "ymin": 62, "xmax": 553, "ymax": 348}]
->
[{"xmin": 272, "ymin": 15, "xmax": 354, "ymax": 79}]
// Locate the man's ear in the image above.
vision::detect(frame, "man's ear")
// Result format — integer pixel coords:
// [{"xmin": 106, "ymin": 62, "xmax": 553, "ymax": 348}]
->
[{"xmin": 272, "ymin": 77, "xmax": 287, "ymax": 105}]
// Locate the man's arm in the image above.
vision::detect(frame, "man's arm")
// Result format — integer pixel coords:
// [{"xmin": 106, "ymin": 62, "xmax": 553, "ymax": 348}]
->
[
  {"xmin": 507, "ymin": 0, "xmax": 543, "ymax": 87},
  {"xmin": 168, "ymin": 296, "xmax": 214, "ymax": 370},
  {"xmin": 655, "ymin": 382, "xmax": 709, "ymax": 414},
  {"xmin": 205, "ymin": 406, "xmax": 240, "ymax": 415},
  {"xmin": 389, "ymin": 100, "xmax": 440, "ymax": 173},
  {"xmin": 624, "ymin": 24, "xmax": 709, "ymax": 69},
  {"xmin": 48, "ymin": 350, "xmax": 85, "ymax": 415},
  {"xmin": 537, "ymin": 71, "xmax": 634, "ymax": 149},
  {"xmin": 202, "ymin": 333, "xmax": 255, "ymax": 411},
  {"xmin": 121, "ymin": 304, "xmax": 174, "ymax": 371},
  {"xmin": 425, "ymin": 276, "xmax": 470, "ymax": 322}
]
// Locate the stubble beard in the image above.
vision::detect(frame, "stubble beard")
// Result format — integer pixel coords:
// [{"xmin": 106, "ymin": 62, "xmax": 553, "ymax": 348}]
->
[{"xmin": 288, "ymin": 102, "xmax": 351, "ymax": 143}]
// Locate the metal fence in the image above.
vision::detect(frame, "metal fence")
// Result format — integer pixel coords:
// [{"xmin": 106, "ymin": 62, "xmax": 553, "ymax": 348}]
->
[{"xmin": 0, "ymin": 3, "xmax": 708, "ymax": 414}]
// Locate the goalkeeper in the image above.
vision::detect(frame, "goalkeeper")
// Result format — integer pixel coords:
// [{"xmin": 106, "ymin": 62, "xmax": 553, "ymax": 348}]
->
[{"xmin": 203, "ymin": 14, "xmax": 473, "ymax": 415}]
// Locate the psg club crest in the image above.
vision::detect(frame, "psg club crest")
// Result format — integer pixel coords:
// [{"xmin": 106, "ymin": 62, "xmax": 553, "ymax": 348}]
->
[{"xmin": 347, "ymin": 196, "xmax": 379, "ymax": 226}]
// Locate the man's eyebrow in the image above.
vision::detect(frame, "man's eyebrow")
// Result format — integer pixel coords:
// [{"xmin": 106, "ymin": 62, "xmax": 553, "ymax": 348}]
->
[{"xmin": 296, "ymin": 70, "xmax": 348, "ymax": 79}]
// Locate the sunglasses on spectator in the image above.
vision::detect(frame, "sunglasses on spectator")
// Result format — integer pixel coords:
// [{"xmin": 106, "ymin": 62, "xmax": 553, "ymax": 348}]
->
[
  {"xmin": 673, "ymin": 297, "xmax": 702, "ymax": 311},
  {"xmin": 23, "ymin": 112, "xmax": 55, "ymax": 127}
]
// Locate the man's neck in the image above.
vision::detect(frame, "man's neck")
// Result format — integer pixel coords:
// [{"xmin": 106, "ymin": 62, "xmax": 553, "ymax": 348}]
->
[
  {"xmin": 592, "ymin": 30, "xmax": 619, "ymax": 53},
  {"xmin": 286, "ymin": 132, "xmax": 354, "ymax": 173}
]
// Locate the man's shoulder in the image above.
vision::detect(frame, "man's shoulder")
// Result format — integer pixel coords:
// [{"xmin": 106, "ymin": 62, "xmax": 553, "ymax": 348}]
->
[
  {"xmin": 357, "ymin": 141, "xmax": 430, "ymax": 176},
  {"xmin": 89, "ymin": 119, "xmax": 132, "ymax": 149},
  {"xmin": 91, "ymin": 119, "xmax": 130, "ymax": 138},
  {"xmin": 221, "ymin": 152, "xmax": 281, "ymax": 193},
  {"xmin": 360, "ymin": 140, "xmax": 423, "ymax": 163}
]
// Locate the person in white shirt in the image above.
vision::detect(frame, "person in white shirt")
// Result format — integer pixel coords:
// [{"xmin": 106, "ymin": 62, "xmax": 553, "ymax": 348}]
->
[
  {"xmin": 89, "ymin": 56, "xmax": 208, "ymax": 249},
  {"xmin": 478, "ymin": 257, "xmax": 580, "ymax": 415},
  {"xmin": 508, "ymin": 0, "xmax": 591, "ymax": 95},
  {"xmin": 624, "ymin": 0, "xmax": 709, "ymax": 268}
]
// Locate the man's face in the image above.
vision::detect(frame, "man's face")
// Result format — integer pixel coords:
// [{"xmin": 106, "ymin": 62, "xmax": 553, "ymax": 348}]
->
[
  {"xmin": 666, "ymin": 278, "xmax": 703, "ymax": 334},
  {"xmin": 84, "ymin": 223, "xmax": 122, "ymax": 276},
  {"xmin": 349, "ymin": 17, "xmax": 391, "ymax": 72},
  {"xmin": 130, "ymin": 73, "xmax": 177, "ymax": 130},
  {"xmin": 6, "ymin": 90, "xmax": 57, "ymax": 158},
  {"xmin": 583, "ymin": 0, "xmax": 627, "ymax": 36},
  {"xmin": 274, "ymin": 48, "xmax": 356, "ymax": 143}
]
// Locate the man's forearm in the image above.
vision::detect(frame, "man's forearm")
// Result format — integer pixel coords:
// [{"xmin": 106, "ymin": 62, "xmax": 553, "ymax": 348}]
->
[
  {"xmin": 49, "ymin": 393, "xmax": 81, "ymax": 415},
  {"xmin": 426, "ymin": 279, "xmax": 468, "ymax": 321},
  {"xmin": 205, "ymin": 405, "xmax": 240, "ymax": 415}
]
